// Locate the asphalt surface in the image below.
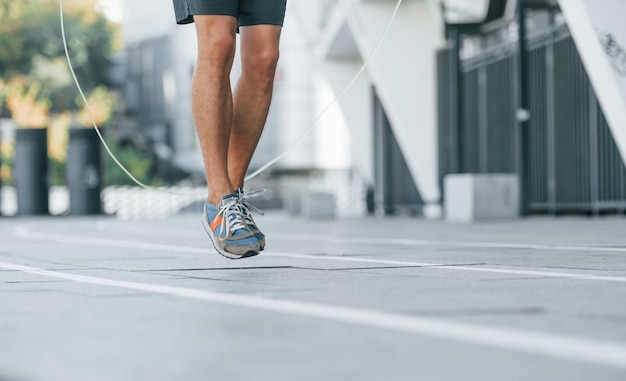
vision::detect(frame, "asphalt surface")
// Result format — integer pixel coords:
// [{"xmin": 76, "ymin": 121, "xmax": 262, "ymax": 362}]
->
[{"xmin": 1, "ymin": 213, "xmax": 626, "ymax": 381}]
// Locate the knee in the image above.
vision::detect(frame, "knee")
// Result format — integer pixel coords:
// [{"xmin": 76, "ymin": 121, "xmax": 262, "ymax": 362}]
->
[
  {"xmin": 244, "ymin": 48, "xmax": 280, "ymax": 85},
  {"xmin": 197, "ymin": 34, "xmax": 236, "ymax": 75}
]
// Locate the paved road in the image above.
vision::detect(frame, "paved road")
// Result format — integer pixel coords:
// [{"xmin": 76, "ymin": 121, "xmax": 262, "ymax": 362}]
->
[{"xmin": 1, "ymin": 214, "xmax": 626, "ymax": 381}]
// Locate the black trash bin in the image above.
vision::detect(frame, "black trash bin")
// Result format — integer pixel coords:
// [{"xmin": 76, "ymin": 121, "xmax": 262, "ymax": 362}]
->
[
  {"xmin": 66, "ymin": 127, "xmax": 102, "ymax": 215},
  {"xmin": 14, "ymin": 128, "xmax": 49, "ymax": 215}
]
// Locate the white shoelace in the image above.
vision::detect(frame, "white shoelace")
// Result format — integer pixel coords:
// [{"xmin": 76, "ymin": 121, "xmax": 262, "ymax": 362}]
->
[
  {"xmin": 238, "ymin": 190, "xmax": 265, "ymax": 228},
  {"xmin": 216, "ymin": 198, "xmax": 247, "ymax": 241}
]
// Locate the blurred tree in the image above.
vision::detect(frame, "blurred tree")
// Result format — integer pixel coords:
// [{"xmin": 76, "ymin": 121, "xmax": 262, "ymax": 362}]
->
[
  {"xmin": 76, "ymin": 85, "xmax": 117, "ymax": 127},
  {"xmin": 0, "ymin": 0, "xmax": 121, "ymax": 114},
  {"xmin": 0, "ymin": 1, "xmax": 39, "ymax": 78},
  {"xmin": 0, "ymin": 0, "xmax": 124, "ymax": 186},
  {"xmin": 4, "ymin": 76, "xmax": 50, "ymax": 128},
  {"xmin": 0, "ymin": 77, "xmax": 6, "ymax": 118},
  {"xmin": 49, "ymin": 111, "xmax": 71, "ymax": 163},
  {"xmin": 48, "ymin": 112, "xmax": 71, "ymax": 186},
  {"xmin": 0, "ymin": 134, "xmax": 12, "ymax": 186},
  {"xmin": 104, "ymin": 138, "xmax": 155, "ymax": 186}
]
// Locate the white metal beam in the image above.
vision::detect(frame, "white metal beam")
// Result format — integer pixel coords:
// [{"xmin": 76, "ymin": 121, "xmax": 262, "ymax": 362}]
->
[{"xmin": 559, "ymin": 0, "xmax": 626, "ymax": 166}]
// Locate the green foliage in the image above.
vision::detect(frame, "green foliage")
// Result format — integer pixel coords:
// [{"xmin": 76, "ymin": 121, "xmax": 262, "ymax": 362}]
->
[
  {"xmin": 0, "ymin": 143, "xmax": 13, "ymax": 186},
  {"xmin": 0, "ymin": 0, "xmax": 120, "ymax": 114},
  {"xmin": 50, "ymin": 158, "xmax": 65, "ymax": 186},
  {"xmin": 0, "ymin": 0, "xmax": 133, "ymax": 187},
  {"xmin": 0, "ymin": 1, "xmax": 38, "ymax": 76},
  {"xmin": 76, "ymin": 85, "xmax": 117, "ymax": 126},
  {"xmin": 103, "ymin": 139, "xmax": 157, "ymax": 186},
  {"xmin": 0, "ymin": 2, "xmax": 165, "ymax": 188}
]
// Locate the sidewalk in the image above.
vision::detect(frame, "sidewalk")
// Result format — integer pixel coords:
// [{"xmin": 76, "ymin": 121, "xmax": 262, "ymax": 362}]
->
[{"xmin": 1, "ymin": 214, "xmax": 626, "ymax": 381}]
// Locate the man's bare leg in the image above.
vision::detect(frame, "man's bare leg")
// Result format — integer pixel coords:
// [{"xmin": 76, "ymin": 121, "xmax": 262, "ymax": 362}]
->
[
  {"xmin": 192, "ymin": 15, "xmax": 238, "ymax": 204},
  {"xmin": 193, "ymin": 16, "xmax": 260, "ymax": 258},
  {"xmin": 228, "ymin": 25, "xmax": 283, "ymax": 189}
]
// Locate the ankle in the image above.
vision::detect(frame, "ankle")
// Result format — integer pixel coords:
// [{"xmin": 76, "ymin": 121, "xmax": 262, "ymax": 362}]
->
[{"xmin": 207, "ymin": 188, "xmax": 235, "ymax": 205}]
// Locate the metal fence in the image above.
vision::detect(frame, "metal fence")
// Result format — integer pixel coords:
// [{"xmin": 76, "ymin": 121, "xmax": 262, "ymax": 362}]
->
[
  {"xmin": 438, "ymin": 17, "xmax": 626, "ymax": 214},
  {"xmin": 374, "ymin": 92, "xmax": 423, "ymax": 215}
]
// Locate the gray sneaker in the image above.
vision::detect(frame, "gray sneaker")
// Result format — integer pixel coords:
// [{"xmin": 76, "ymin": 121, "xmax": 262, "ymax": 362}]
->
[{"xmin": 202, "ymin": 191, "xmax": 260, "ymax": 259}]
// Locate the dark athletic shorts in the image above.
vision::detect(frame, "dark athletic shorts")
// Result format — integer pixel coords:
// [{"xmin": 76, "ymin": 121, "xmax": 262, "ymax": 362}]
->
[{"xmin": 173, "ymin": 0, "xmax": 287, "ymax": 27}]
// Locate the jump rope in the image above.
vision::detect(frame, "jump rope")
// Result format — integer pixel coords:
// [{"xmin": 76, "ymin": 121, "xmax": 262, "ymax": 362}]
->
[{"xmin": 60, "ymin": 0, "xmax": 404, "ymax": 197}]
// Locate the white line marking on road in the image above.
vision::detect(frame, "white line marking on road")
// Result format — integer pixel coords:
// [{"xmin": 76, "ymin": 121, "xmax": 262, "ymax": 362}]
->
[
  {"xmin": 14, "ymin": 225, "xmax": 626, "ymax": 283},
  {"xmin": 15, "ymin": 225, "xmax": 206, "ymax": 254},
  {"xmin": 93, "ymin": 223, "xmax": 626, "ymax": 254},
  {"xmin": 264, "ymin": 252, "xmax": 626, "ymax": 283},
  {"xmin": 271, "ymin": 233, "xmax": 626, "ymax": 253},
  {"xmin": 2, "ymin": 260, "xmax": 626, "ymax": 368}
]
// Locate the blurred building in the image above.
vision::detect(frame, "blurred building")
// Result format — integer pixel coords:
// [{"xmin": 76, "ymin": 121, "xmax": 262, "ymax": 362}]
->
[
  {"xmin": 292, "ymin": 0, "xmax": 446, "ymax": 216},
  {"xmin": 437, "ymin": 0, "xmax": 626, "ymax": 215},
  {"xmin": 115, "ymin": 0, "xmax": 626, "ymax": 216},
  {"xmin": 292, "ymin": 0, "xmax": 626, "ymax": 216}
]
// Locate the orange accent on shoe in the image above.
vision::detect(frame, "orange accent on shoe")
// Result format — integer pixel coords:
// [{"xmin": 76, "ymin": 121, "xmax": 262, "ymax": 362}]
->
[{"xmin": 210, "ymin": 214, "xmax": 223, "ymax": 232}]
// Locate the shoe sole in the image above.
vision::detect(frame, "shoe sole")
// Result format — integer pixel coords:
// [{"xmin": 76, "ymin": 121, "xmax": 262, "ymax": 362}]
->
[{"xmin": 202, "ymin": 211, "xmax": 259, "ymax": 260}]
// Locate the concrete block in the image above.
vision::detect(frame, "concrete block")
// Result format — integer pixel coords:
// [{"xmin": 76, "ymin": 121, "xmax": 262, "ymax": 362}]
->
[
  {"xmin": 445, "ymin": 174, "xmax": 519, "ymax": 222},
  {"xmin": 300, "ymin": 192, "xmax": 335, "ymax": 219}
]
